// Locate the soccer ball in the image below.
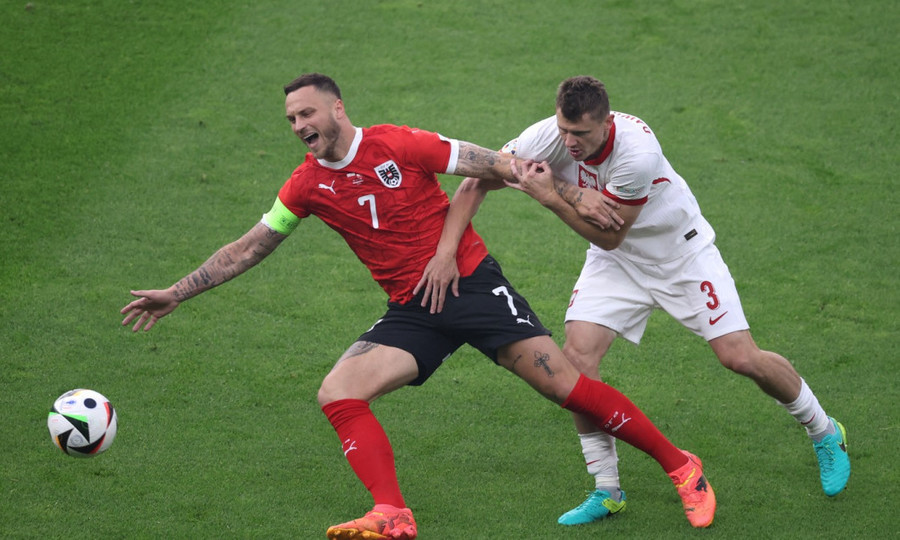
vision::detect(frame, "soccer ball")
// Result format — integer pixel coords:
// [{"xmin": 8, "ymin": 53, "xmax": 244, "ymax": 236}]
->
[{"xmin": 47, "ymin": 389, "xmax": 118, "ymax": 458}]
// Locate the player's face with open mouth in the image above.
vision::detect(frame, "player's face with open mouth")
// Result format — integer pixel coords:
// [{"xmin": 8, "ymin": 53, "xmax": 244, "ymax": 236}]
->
[
  {"xmin": 556, "ymin": 111, "xmax": 613, "ymax": 162},
  {"xmin": 285, "ymin": 86, "xmax": 344, "ymax": 161}
]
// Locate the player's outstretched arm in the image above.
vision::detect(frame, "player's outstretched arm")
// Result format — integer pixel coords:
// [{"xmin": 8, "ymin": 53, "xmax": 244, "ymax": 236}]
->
[
  {"xmin": 120, "ymin": 288, "xmax": 180, "ymax": 332},
  {"xmin": 121, "ymin": 222, "xmax": 287, "ymax": 332}
]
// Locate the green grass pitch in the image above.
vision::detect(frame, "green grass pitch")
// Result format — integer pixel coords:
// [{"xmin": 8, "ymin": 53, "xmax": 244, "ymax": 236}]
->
[{"xmin": 1, "ymin": 1, "xmax": 897, "ymax": 537}]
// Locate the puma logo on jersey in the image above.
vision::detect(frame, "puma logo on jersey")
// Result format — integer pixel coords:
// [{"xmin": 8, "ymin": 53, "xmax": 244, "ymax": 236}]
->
[
  {"xmin": 318, "ymin": 180, "xmax": 336, "ymax": 194},
  {"xmin": 516, "ymin": 315, "xmax": 534, "ymax": 327},
  {"xmin": 374, "ymin": 160, "xmax": 402, "ymax": 188}
]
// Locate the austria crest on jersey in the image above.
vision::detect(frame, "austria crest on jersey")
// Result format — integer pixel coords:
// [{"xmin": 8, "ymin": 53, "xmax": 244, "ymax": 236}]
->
[{"xmin": 374, "ymin": 160, "xmax": 402, "ymax": 188}]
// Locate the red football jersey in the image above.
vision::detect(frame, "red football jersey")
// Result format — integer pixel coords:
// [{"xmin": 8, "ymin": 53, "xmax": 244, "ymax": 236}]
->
[{"xmin": 277, "ymin": 124, "xmax": 489, "ymax": 303}]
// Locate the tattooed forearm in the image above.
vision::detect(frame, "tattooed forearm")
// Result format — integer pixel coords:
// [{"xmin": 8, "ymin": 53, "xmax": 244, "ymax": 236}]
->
[
  {"xmin": 170, "ymin": 223, "xmax": 285, "ymax": 302},
  {"xmin": 552, "ymin": 176, "xmax": 584, "ymax": 207},
  {"xmin": 171, "ymin": 248, "xmax": 239, "ymax": 301}
]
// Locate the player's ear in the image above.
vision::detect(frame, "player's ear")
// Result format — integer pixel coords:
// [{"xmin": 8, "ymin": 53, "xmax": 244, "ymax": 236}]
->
[{"xmin": 333, "ymin": 98, "xmax": 346, "ymax": 119}]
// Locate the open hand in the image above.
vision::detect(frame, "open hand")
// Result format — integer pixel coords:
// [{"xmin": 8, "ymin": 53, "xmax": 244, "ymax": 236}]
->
[
  {"xmin": 120, "ymin": 289, "xmax": 179, "ymax": 332},
  {"xmin": 412, "ymin": 252, "xmax": 460, "ymax": 314}
]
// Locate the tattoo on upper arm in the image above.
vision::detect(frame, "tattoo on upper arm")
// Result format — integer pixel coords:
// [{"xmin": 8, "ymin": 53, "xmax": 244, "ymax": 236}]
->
[
  {"xmin": 263, "ymin": 225, "xmax": 284, "ymax": 241},
  {"xmin": 252, "ymin": 241, "xmax": 276, "ymax": 259},
  {"xmin": 456, "ymin": 142, "xmax": 501, "ymax": 178},
  {"xmin": 254, "ymin": 226, "xmax": 286, "ymax": 258}
]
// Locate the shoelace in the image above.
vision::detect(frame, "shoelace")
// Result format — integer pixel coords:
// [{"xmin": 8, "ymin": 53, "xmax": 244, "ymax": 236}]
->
[
  {"xmin": 815, "ymin": 441, "xmax": 835, "ymax": 473},
  {"xmin": 574, "ymin": 491, "xmax": 606, "ymax": 511}
]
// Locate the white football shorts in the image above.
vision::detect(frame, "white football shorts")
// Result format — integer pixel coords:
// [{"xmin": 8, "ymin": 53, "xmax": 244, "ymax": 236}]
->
[{"xmin": 565, "ymin": 243, "xmax": 749, "ymax": 344}]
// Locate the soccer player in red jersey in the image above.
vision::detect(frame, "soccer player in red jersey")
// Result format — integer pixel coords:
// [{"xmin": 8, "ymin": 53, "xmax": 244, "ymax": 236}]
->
[{"xmin": 121, "ymin": 73, "xmax": 715, "ymax": 538}]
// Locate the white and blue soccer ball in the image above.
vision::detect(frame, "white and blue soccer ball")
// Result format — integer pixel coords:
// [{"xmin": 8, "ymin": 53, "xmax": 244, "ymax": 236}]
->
[{"xmin": 47, "ymin": 389, "xmax": 118, "ymax": 458}]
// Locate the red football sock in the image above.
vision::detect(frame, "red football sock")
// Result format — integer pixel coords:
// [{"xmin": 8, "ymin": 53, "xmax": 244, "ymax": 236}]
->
[
  {"xmin": 562, "ymin": 374, "xmax": 688, "ymax": 473},
  {"xmin": 322, "ymin": 399, "xmax": 406, "ymax": 508}
]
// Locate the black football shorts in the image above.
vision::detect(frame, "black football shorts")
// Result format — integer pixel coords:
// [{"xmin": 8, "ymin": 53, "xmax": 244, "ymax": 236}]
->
[{"xmin": 357, "ymin": 255, "xmax": 552, "ymax": 385}]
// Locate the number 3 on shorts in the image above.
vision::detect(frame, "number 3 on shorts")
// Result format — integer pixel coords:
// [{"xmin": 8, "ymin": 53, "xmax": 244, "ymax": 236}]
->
[{"xmin": 700, "ymin": 280, "xmax": 720, "ymax": 310}]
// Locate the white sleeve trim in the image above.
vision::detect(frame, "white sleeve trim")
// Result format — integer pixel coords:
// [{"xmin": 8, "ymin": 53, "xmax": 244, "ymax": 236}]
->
[{"xmin": 442, "ymin": 136, "xmax": 460, "ymax": 175}]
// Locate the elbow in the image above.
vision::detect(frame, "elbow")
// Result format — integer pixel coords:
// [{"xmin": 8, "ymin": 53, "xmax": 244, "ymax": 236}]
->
[
  {"xmin": 588, "ymin": 233, "xmax": 625, "ymax": 251},
  {"xmin": 594, "ymin": 240, "xmax": 620, "ymax": 251}
]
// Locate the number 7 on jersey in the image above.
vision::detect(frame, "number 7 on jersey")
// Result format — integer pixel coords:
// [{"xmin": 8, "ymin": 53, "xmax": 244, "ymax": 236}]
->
[{"xmin": 358, "ymin": 194, "xmax": 379, "ymax": 229}]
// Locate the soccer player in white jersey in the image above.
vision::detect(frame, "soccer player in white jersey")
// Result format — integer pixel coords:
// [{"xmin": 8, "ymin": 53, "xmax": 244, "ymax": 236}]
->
[{"xmin": 440, "ymin": 75, "xmax": 850, "ymax": 526}]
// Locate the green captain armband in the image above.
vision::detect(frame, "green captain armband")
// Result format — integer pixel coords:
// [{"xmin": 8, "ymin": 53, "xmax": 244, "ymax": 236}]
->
[{"xmin": 261, "ymin": 198, "xmax": 301, "ymax": 235}]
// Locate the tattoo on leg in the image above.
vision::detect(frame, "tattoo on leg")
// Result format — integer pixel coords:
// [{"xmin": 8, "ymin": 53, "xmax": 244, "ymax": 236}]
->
[
  {"xmin": 345, "ymin": 341, "xmax": 380, "ymax": 359},
  {"xmin": 511, "ymin": 354, "xmax": 522, "ymax": 369},
  {"xmin": 533, "ymin": 351, "xmax": 554, "ymax": 377}
]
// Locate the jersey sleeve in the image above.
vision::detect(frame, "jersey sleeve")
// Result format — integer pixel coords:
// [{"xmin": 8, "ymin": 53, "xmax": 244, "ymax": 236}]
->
[
  {"xmin": 403, "ymin": 128, "xmax": 460, "ymax": 175},
  {"xmin": 604, "ymin": 151, "xmax": 660, "ymax": 203}
]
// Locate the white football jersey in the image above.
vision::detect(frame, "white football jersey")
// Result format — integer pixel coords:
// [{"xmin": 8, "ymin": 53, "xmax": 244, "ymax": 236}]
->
[{"xmin": 503, "ymin": 113, "xmax": 715, "ymax": 263}]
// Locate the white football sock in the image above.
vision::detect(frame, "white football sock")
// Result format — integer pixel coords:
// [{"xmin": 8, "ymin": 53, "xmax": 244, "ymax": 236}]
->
[
  {"xmin": 779, "ymin": 379, "xmax": 833, "ymax": 439},
  {"xmin": 579, "ymin": 431, "xmax": 620, "ymax": 491}
]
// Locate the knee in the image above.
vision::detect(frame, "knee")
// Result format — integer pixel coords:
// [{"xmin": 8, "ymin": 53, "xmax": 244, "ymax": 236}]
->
[
  {"xmin": 720, "ymin": 352, "xmax": 751, "ymax": 376},
  {"xmin": 562, "ymin": 341, "xmax": 602, "ymax": 376},
  {"xmin": 526, "ymin": 355, "xmax": 584, "ymax": 405},
  {"xmin": 717, "ymin": 345, "xmax": 763, "ymax": 378},
  {"xmin": 317, "ymin": 373, "xmax": 341, "ymax": 408},
  {"xmin": 541, "ymin": 374, "xmax": 582, "ymax": 405},
  {"xmin": 316, "ymin": 386, "xmax": 331, "ymax": 408},
  {"xmin": 712, "ymin": 332, "xmax": 763, "ymax": 377}
]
